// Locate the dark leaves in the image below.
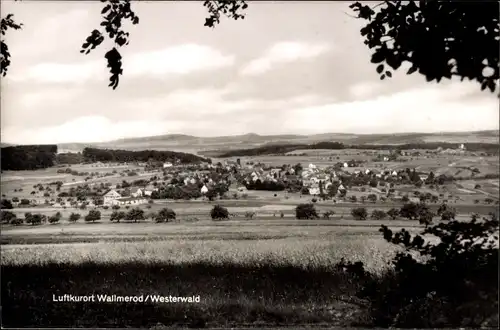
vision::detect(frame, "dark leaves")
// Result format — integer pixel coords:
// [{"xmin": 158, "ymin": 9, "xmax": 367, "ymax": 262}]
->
[
  {"xmin": 352, "ymin": 1, "xmax": 500, "ymax": 94},
  {"xmin": 105, "ymin": 47, "xmax": 122, "ymax": 90},
  {"xmin": 81, "ymin": 0, "xmax": 139, "ymax": 89},
  {"xmin": 0, "ymin": 14, "xmax": 23, "ymax": 77},
  {"xmin": 371, "ymin": 50, "xmax": 385, "ymax": 64},
  {"xmin": 203, "ymin": 1, "xmax": 248, "ymax": 28},
  {"xmin": 407, "ymin": 65, "xmax": 418, "ymax": 75}
]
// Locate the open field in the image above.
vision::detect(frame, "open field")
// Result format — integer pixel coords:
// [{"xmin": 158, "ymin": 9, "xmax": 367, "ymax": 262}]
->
[
  {"xmin": 1, "ymin": 148, "xmax": 498, "ymax": 328},
  {"xmin": 1, "ymin": 219, "xmax": 416, "ymax": 271}
]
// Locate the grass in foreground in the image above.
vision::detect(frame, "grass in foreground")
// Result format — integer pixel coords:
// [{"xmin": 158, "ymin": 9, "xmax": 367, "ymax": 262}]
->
[
  {"xmin": 1, "ymin": 261, "xmax": 372, "ymax": 328},
  {"xmin": 1, "ymin": 236, "xmax": 401, "ymax": 273}
]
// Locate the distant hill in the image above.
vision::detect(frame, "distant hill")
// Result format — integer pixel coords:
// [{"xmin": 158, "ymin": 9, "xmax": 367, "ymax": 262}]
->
[{"xmin": 43, "ymin": 130, "xmax": 499, "ymax": 154}]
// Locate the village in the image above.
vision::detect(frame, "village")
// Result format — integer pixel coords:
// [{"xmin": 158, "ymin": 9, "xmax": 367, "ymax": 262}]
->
[{"xmin": 4, "ymin": 142, "xmax": 497, "ymax": 218}]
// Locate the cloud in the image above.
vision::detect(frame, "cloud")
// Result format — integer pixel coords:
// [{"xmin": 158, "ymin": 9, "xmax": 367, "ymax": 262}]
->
[
  {"xmin": 1, "ymin": 116, "xmax": 169, "ymax": 145},
  {"xmin": 18, "ymin": 88, "xmax": 84, "ymax": 108},
  {"xmin": 1, "ymin": 87, "xmax": 333, "ymax": 144},
  {"xmin": 281, "ymin": 82, "xmax": 499, "ymax": 134},
  {"xmin": 240, "ymin": 41, "xmax": 331, "ymax": 76},
  {"xmin": 348, "ymin": 81, "xmax": 384, "ymax": 100},
  {"xmin": 7, "ymin": 8, "xmax": 93, "ymax": 60},
  {"xmin": 8, "ymin": 44, "xmax": 235, "ymax": 84},
  {"xmin": 127, "ymin": 44, "xmax": 235, "ymax": 76},
  {"xmin": 8, "ymin": 61, "xmax": 104, "ymax": 84}
]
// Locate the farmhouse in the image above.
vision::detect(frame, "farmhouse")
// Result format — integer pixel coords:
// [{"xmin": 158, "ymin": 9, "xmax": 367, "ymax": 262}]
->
[
  {"xmin": 130, "ymin": 187, "xmax": 144, "ymax": 197},
  {"xmin": 309, "ymin": 187, "xmax": 320, "ymax": 195},
  {"xmin": 112, "ymin": 197, "xmax": 148, "ymax": 206},
  {"xmin": 200, "ymin": 185, "xmax": 209, "ymax": 194},
  {"xmin": 419, "ymin": 174, "xmax": 429, "ymax": 181},
  {"xmin": 103, "ymin": 189, "xmax": 121, "ymax": 205}
]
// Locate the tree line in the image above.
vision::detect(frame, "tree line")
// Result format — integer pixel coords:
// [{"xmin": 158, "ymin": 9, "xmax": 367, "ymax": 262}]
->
[
  {"xmin": 1, "ymin": 145, "xmax": 58, "ymax": 171},
  {"xmin": 81, "ymin": 148, "xmax": 209, "ymax": 164},
  {"xmin": 217, "ymin": 141, "xmax": 500, "ymax": 158}
]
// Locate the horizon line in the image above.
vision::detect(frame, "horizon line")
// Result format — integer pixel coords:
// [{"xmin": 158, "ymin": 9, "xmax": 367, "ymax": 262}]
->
[{"xmin": 2, "ymin": 128, "xmax": 499, "ymax": 146}]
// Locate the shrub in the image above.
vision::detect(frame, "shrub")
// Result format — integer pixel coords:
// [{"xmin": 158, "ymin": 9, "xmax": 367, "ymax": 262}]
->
[
  {"xmin": 155, "ymin": 208, "xmax": 176, "ymax": 223},
  {"xmin": 474, "ymin": 184, "xmax": 481, "ymax": 189},
  {"xmin": 84, "ymin": 210, "xmax": 101, "ymax": 223},
  {"xmin": 311, "ymin": 198, "xmax": 317, "ymax": 203},
  {"xmin": 10, "ymin": 217, "xmax": 23, "ymax": 225},
  {"xmin": 371, "ymin": 210, "xmax": 387, "ymax": 220},
  {"xmin": 280, "ymin": 212, "xmax": 284, "ymax": 218},
  {"xmin": 125, "ymin": 208, "xmax": 145, "ymax": 222},
  {"xmin": 25, "ymin": 213, "xmax": 44, "ymax": 226},
  {"xmin": 387, "ymin": 208, "xmax": 400, "ymax": 220},
  {"xmin": 112, "ymin": 205, "xmax": 120, "ymax": 210},
  {"xmin": 110, "ymin": 211, "xmax": 125, "ymax": 222},
  {"xmin": 210, "ymin": 205, "xmax": 229, "ymax": 220},
  {"xmin": 0, "ymin": 199, "xmax": 13, "ymax": 209},
  {"xmin": 367, "ymin": 194, "xmax": 378, "ymax": 203},
  {"xmin": 244, "ymin": 211, "xmax": 256, "ymax": 220},
  {"xmin": 441, "ymin": 210, "xmax": 456, "ymax": 221},
  {"xmin": 102, "ymin": 205, "xmax": 109, "ymax": 210},
  {"xmin": 1, "ymin": 210, "xmax": 17, "ymax": 224},
  {"xmin": 295, "ymin": 203, "xmax": 318, "ymax": 220},
  {"xmin": 68, "ymin": 213, "xmax": 81, "ymax": 222},
  {"xmin": 351, "ymin": 207, "xmax": 368, "ymax": 220},
  {"xmin": 357, "ymin": 216, "xmax": 499, "ymax": 328},
  {"xmin": 322, "ymin": 210, "xmax": 335, "ymax": 220},
  {"xmin": 48, "ymin": 212, "xmax": 61, "ymax": 224}
]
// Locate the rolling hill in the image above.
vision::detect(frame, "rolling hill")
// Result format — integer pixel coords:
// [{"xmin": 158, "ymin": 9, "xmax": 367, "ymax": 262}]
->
[{"xmin": 28, "ymin": 130, "xmax": 499, "ymax": 154}]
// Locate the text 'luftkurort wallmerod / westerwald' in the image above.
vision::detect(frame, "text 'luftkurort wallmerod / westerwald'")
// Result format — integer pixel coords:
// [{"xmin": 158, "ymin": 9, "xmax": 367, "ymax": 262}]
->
[{"xmin": 53, "ymin": 294, "xmax": 201, "ymax": 303}]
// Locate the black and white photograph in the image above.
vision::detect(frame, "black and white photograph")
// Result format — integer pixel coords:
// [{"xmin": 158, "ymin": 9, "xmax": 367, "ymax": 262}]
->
[{"xmin": 1, "ymin": 0, "xmax": 499, "ymax": 328}]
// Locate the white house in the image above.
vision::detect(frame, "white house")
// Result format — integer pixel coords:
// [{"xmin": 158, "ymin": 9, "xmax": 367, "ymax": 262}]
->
[
  {"xmin": 309, "ymin": 187, "xmax": 320, "ymax": 195},
  {"xmin": 112, "ymin": 197, "xmax": 148, "ymax": 206},
  {"xmin": 419, "ymin": 174, "xmax": 429, "ymax": 181},
  {"xmin": 343, "ymin": 162, "xmax": 349, "ymax": 168},
  {"xmin": 391, "ymin": 170, "xmax": 398, "ymax": 176},
  {"xmin": 131, "ymin": 187, "xmax": 144, "ymax": 198},
  {"xmin": 103, "ymin": 189, "xmax": 122, "ymax": 205},
  {"xmin": 338, "ymin": 184, "xmax": 346, "ymax": 191},
  {"xmin": 200, "ymin": 185, "xmax": 209, "ymax": 194},
  {"xmin": 163, "ymin": 162, "xmax": 173, "ymax": 168}
]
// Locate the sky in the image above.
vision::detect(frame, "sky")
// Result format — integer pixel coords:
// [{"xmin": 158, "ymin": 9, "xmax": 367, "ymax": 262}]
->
[{"xmin": 1, "ymin": 1, "xmax": 498, "ymax": 144}]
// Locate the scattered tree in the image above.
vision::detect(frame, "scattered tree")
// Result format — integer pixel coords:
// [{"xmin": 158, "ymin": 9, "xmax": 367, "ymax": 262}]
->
[
  {"xmin": 68, "ymin": 213, "xmax": 81, "ymax": 223},
  {"xmin": 295, "ymin": 203, "xmax": 319, "ymax": 220},
  {"xmin": 125, "ymin": 207, "xmax": 145, "ymax": 222},
  {"xmin": 210, "ymin": 205, "xmax": 229, "ymax": 220},
  {"xmin": 351, "ymin": 207, "xmax": 368, "ymax": 220},
  {"xmin": 155, "ymin": 208, "xmax": 176, "ymax": 223},
  {"xmin": 387, "ymin": 208, "xmax": 400, "ymax": 220},
  {"xmin": 84, "ymin": 210, "xmax": 101, "ymax": 223},
  {"xmin": 371, "ymin": 209, "xmax": 387, "ymax": 220}
]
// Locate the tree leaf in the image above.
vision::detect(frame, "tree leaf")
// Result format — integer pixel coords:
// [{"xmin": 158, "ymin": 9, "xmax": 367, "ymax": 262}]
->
[
  {"xmin": 101, "ymin": 5, "xmax": 111, "ymax": 15},
  {"xmin": 407, "ymin": 66, "xmax": 418, "ymax": 75},
  {"xmin": 376, "ymin": 64, "xmax": 384, "ymax": 74}
]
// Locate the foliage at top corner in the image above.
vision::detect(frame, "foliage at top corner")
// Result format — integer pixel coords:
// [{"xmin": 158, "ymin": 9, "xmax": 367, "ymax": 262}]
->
[
  {"xmin": 0, "ymin": 14, "xmax": 23, "ymax": 77},
  {"xmin": 350, "ymin": 1, "xmax": 500, "ymax": 94}
]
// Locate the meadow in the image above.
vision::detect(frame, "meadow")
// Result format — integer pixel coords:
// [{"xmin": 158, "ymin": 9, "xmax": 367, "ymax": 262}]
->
[
  {"xmin": 1, "ymin": 217, "xmax": 421, "ymax": 328},
  {"xmin": 1, "ymin": 151, "xmax": 498, "ymax": 328}
]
